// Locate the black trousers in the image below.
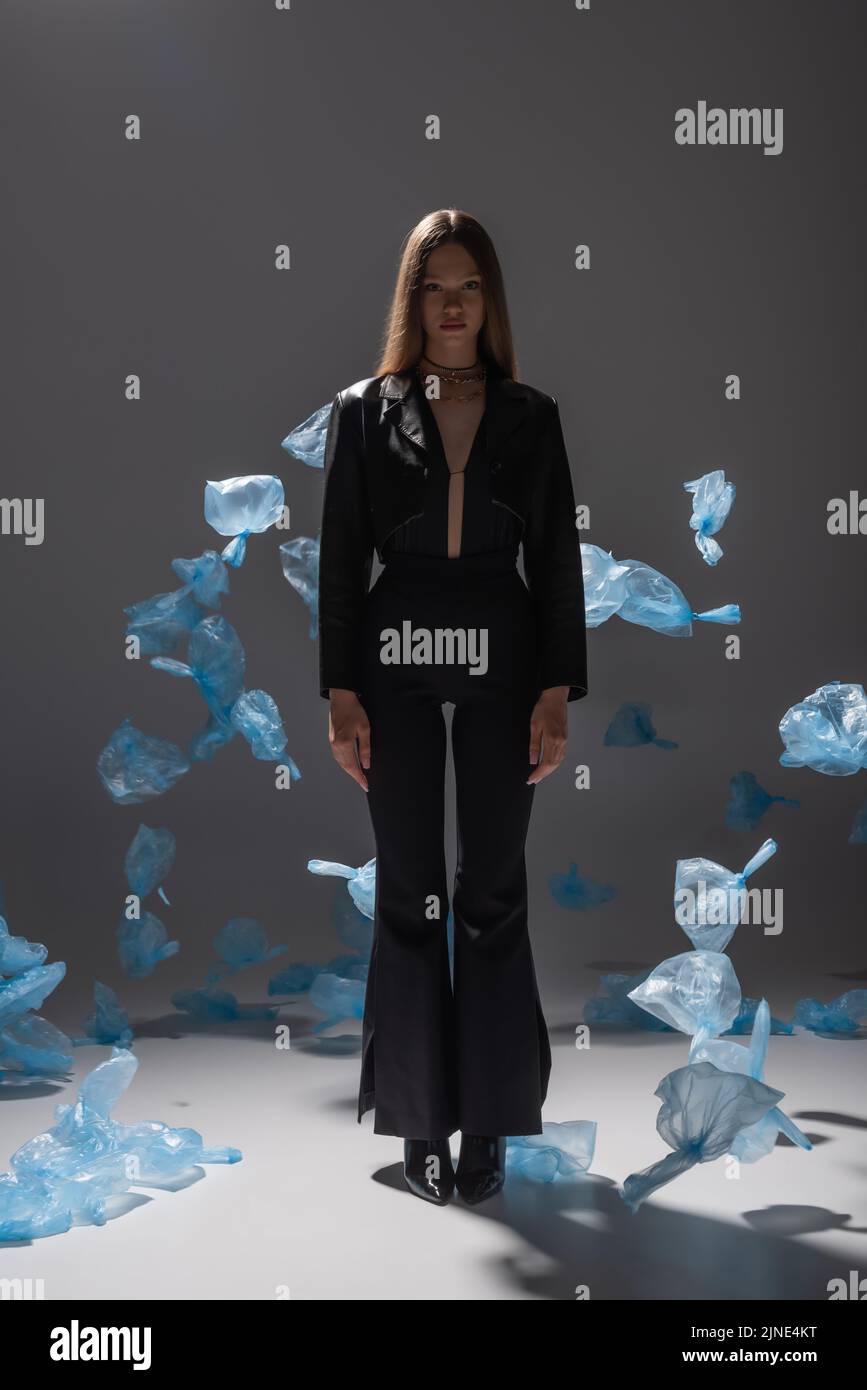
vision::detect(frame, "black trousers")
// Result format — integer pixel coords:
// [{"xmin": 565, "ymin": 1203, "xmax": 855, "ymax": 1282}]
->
[{"xmin": 356, "ymin": 549, "xmax": 552, "ymax": 1139}]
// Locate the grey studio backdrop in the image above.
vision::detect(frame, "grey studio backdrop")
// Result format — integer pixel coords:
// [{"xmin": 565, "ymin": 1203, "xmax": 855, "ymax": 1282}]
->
[{"xmin": 1, "ymin": 0, "xmax": 865, "ymax": 1043}]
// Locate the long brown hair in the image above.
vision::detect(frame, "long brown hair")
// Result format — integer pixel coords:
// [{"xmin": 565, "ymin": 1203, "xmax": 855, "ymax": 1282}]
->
[{"xmin": 374, "ymin": 209, "xmax": 518, "ymax": 380}]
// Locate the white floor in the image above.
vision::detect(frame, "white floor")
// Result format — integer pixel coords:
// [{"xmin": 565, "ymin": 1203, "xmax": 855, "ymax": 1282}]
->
[{"xmin": 1, "ymin": 988, "xmax": 864, "ymax": 1301}]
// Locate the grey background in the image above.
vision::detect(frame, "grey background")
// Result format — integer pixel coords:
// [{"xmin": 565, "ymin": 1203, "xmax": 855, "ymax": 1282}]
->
[{"xmin": 1, "ymin": 0, "xmax": 865, "ymax": 1032}]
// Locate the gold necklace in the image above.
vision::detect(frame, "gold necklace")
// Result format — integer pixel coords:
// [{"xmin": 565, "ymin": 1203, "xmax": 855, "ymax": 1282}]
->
[{"xmin": 417, "ymin": 360, "xmax": 486, "ymax": 404}]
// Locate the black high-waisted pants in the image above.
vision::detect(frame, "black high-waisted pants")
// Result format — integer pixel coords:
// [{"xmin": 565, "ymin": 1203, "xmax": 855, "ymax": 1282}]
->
[{"xmin": 356, "ymin": 549, "xmax": 552, "ymax": 1139}]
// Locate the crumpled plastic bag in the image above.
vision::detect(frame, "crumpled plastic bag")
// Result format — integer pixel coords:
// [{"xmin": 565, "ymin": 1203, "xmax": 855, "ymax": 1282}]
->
[
  {"xmin": 0, "ymin": 1048, "xmax": 240, "ymax": 1240},
  {"xmin": 683, "ymin": 469, "xmax": 736, "ymax": 565},
  {"xmin": 673, "ymin": 836, "xmax": 778, "ymax": 953},
  {"xmin": 506, "ymin": 1121, "xmax": 597, "ymax": 1182},
  {"xmin": 618, "ymin": 1060, "xmax": 784, "ymax": 1211},
  {"xmin": 230, "ymin": 690, "xmax": 289, "ymax": 761},
  {"xmin": 0, "ymin": 916, "xmax": 47, "ymax": 975},
  {"xmin": 690, "ymin": 999, "xmax": 811, "ymax": 1161},
  {"xmin": 280, "ymin": 536, "xmax": 320, "ymax": 639},
  {"xmin": 1, "ymin": 1015, "xmax": 73, "ymax": 1080},
  {"xmin": 580, "ymin": 544, "xmax": 630, "ymax": 627},
  {"xmin": 204, "ymin": 475, "xmax": 284, "ymax": 568},
  {"xmin": 280, "ymin": 402, "xmax": 332, "ymax": 470},
  {"xmin": 97, "ymin": 718, "xmax": 190, "ymax": 804},
  {"xmin": 779, "ymin": 681, "xmax": 867, "ymax": 776},
  {"xmin": 793, "ymin": 989, "xmax": 867, "ymax": 1036}
]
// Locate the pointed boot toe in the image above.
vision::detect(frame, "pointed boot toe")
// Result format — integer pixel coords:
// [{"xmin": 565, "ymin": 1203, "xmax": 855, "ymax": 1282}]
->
[
  {"xmin": 455, "ymin": 1134, "xmax": 507, "ymax": 1205},
  {"xmin": 403, "ymin": 1138, "xmax": 455, "ymax": 1204}
]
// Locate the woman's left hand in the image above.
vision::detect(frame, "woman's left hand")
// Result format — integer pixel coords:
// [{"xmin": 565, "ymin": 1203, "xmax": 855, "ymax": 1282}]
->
[{"xmin": 527, "ymin": 687, "xmax": 569, "ymax": 784}]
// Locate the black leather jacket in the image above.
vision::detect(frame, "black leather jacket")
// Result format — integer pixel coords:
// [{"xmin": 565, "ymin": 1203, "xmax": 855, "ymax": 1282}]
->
[{"xmin": 318, "ymin": 358, "xmax": 588, "ymax": 702}]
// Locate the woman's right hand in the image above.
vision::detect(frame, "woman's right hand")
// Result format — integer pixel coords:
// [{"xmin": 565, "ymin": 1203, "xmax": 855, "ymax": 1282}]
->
[{"xmin": 328, "ymin": 690, "xmax": 371, "ymax": 792}]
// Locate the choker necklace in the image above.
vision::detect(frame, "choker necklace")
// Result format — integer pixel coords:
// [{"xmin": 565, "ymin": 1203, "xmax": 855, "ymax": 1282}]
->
[{"xmin": 417, "ymin": 355, "xmax": 486, "ymax": 403}]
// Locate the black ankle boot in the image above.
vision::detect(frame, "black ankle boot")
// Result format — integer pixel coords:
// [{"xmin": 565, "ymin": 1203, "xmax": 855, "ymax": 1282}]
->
[
  {"xmin": 403, "ymin": 1138, "xmax": 455, "ymax": 1204},
  {"xmin": 455, "ymin": 1134, "xmax": 507, "ymax": 1204}
]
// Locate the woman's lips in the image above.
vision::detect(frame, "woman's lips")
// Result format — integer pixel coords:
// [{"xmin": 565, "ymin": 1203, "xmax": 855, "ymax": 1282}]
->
[{"xmin": 441, "ymin": 322, "xmax": 465, "ymax": 329}]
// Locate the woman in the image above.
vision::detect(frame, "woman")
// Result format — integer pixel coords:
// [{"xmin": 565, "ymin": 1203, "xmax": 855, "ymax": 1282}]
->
[{"xmin": 319, "ymin": 209, "xmax": 588, "ymax": 1205}]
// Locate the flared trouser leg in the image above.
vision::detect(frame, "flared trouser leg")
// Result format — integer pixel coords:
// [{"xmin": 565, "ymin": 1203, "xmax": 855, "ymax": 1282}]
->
[
  {"xmin": 358, "ymin": 688, "xmax": 459, "ymax": 1138},
  {"xmin": 451, "ymin": 687, "xmax": 551, "ymax": 1136},
  {"xmin": 355, "ymin": 557, "xmax": 550, "ymax": 1139}
]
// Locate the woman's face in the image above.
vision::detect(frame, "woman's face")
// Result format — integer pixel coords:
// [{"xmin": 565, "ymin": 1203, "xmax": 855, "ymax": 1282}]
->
[{"xmin": 418, "ymin": 241, "xmax": 485, "ymax": 363}]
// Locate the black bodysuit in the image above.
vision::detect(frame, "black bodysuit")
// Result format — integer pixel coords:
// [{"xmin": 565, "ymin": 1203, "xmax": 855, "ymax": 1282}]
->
[{"xmin": 381, "ymin": 389, "xmax": 522, "ymax": 559}]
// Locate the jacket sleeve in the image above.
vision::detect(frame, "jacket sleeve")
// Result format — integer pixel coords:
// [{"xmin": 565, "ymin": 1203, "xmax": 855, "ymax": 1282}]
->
[
  {"xmin": 522, "ymin": 396, "xmax": 588, "ymax": 702},
  {"xmin": 318, "ymin": 390, "xmax": 375, "ymax": 700}
]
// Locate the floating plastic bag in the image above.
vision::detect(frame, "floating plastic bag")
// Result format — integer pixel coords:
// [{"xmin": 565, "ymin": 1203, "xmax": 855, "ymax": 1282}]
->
[
  {"xmin": 617, "ymin": 560, "xmax": 740, "ymax": 637},
  {"xmin": 725, "ymin": 771, "xmax": 799, "ymax": 831},
  {"xmin": 618, "ymin": 1060, "xmax": 784, "ymax": 1211},
  {"xmin": 583, "ymin": 971, "xmax": 675, "ymax": 1031},
  {"xmin": 230, "ymin": 690, "xmax": 288, "ymax": 761},
  {"xmin": 691, "ymin": 999, "xmax": 811, "ymax": 1161},
  {"xmin": 778, "ymin": 681, "xmax": 867, "ymax": 776},
  {"xmin": 280, "ymin": 402, "xmax": 332, "ymax": 470},
  {"xmin": 580, "ymin": 544, "xmax": 630, "ymax": 627},
  {"xmin": 151, "ymin": 614, "xmax": 246, "ymax": 719},
  {"xmin": 124, "ymin": 824, "xmax": 176, "ymax": 907},
  {"xmin": 117, "ymin": 912, "xmax": 179, "ymax": 979},
  {"xmin": 549, "ymin": 863, "xmax": 616, "ymax": 911},
  {"xmin": 683, "ymin": 469, "xmax": 736, "ymax": 565},
  {"xmin": 170, "ymin": 549, "xmax": 230, "ymax": 609},
  {"xmin": 280, "ymin": 536, "xmax": 320, "ymax": 638},
  {"xmin": 75, "ymin": 982, "xmax": 134, "ymax": 1048},
  {"xmin": 308, "ymin": 857, "xmax": 377, "ymax": 920},
  {"xmin": 97, "ymin": 718, "xmax": 190, "ymax": 804},
  {"xmin": 673, "ymin": 837, "xmax": 778, "ymax": 953},
  {"xmin": 727, "ymin": 996, "xmax": 793, "ymax": 1036},
  {"xmin": 850, "ymin": 799, "xmax": 867, "ymax": 845},
  {"xmin": 204, "ymin": 475, "xmax": 284, "ymax": 568},
  {"xmin": 123, "ymin": 588, "xmax": 206, "ymax": 657},
  {"xmin": 604, "ymin": 702, "xmax": 678, "ymax": 749},
  {"xmin": 308, "ymin": 972, "xmax": 366, "ymax": 1032},
  {"xmin": 628, "ymin": 950, "xmax": 741, "ymax": 1052},
  {"xmin": 206, "ymin": 919, "xmax": 286, "ymax": 983}
]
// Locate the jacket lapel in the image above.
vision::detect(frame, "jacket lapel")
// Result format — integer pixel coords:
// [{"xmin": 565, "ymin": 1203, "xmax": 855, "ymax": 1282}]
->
[{"xmin": 379, "ymin": 362, "xmax": 532, "ymax": 473}]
